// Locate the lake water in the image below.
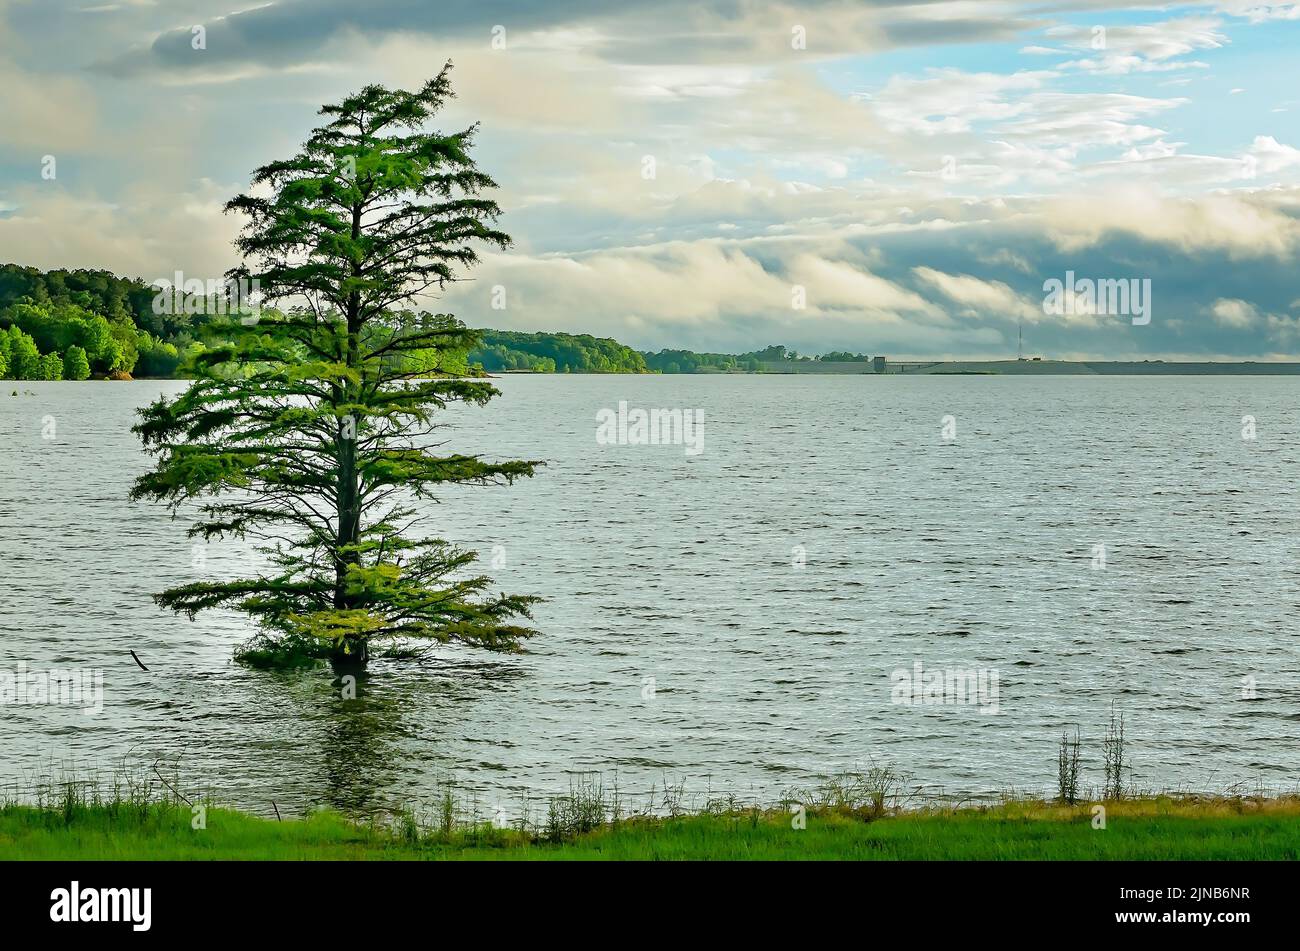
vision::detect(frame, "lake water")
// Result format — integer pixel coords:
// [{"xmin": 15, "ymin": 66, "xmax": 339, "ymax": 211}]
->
[{"xmin": 2, "ymin": 375, "xmax": 1299, "ymax": 817}]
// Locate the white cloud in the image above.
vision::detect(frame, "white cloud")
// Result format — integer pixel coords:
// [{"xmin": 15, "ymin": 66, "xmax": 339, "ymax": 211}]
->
[
  {"xmin": 1215, "ymin": 2, "xmax": 1300, "ymax": 23},
  {"xmin": 1042, "ymin": 185, "xmax": 1300, "ymax": 259},
  {"xmin": 1247, "ymin": 135, "xmax": 1300, "ymax": 174},
  {"xmin": 869, "ymin": 69, "xmax": 1049, "ymax": 135},
  {"xmin": 1045, "ymin": 16, "xmax": 1228, "ymax": 74},
  {"xmin": 1210, "ymin": 297, "xmax": 1261, "ymax": 326},
  {"xmin": 0, "ymin": 180, "xmax": 239, "ymax": 280},
  {"xmin": 913, "ymin": 266, "xmax": 1039, "ymax": 319}
]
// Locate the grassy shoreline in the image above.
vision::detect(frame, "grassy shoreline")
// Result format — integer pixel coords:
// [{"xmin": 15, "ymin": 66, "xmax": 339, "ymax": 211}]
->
[{"xmin": 4, "ymin": 794, "xmax": 1298, "ymax": 861}]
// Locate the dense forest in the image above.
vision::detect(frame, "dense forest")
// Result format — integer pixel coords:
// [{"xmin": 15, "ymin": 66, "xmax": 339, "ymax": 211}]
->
[
  {"xmin": 0, "ymin": 265, "xmax": 199, "ymax": 379},
  {"xmin": 0, "ymin": 263, "xmax": 872, "ymax": 378}
]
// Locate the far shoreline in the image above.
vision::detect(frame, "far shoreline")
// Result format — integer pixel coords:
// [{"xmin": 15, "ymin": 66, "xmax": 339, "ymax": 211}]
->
[
  {"xmin": 34, "ymin": 358, "xmax": 1300, "ymax": 381},
  {"xmin": 16, "ymin": 357, "xmax": 1300, "ymax": 386}
]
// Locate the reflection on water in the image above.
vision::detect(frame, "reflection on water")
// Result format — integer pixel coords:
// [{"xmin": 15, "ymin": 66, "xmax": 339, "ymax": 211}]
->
[
  {"xmin": 318, "ymin": 674, "xmax": 401, "ymax": 813},
  {"xmin": 3, "ymin": 376, "xmax": 1300, "ymax": 816}
]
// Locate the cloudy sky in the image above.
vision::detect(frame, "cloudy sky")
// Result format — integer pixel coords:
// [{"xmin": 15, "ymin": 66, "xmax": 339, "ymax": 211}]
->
[{"xmin": 2, "ymin": 0, "xmax": 1299, "ymax": 359}]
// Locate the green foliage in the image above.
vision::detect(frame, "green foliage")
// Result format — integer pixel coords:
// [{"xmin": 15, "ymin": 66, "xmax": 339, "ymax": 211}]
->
[
  {"xmin": 232, "ymin": 632, "xmax": 330, "ymax": 670},
  {"xmin": 109, "ymin": 318, "xmax": 139, "ymax": 372},
  {"xmin": 62, "ymin": 346, "xmax": 92, "ymax": 381},
  {"xmin": 5, "ymin": 326, "xmax": 42, "ymax": 380},
  {"xmin": 0, "ymin": 266, "xmax": 224, "ymax": 379},
  {"xmin": 135, "ymin": 334, "xmax": 182, "ymax": 377},
  {"xmin": 132, "ymin": 66, "xmax": 541, "ymax": 668},
  {"xmin": 40, "ymin": 352, "xmax": 63, "ymax": 380},
  {"xmin": 0, "ymin": 262, "xmax": 220, "ymax": 350},
  {"xmin": 77, "ymin": 314, "xmax": 124, "ymax": 373},
  {"xmin": 391, "ymin": 311, "xmax": 475, "ymax": 376},
  {"xmin": 0, "ymin": 296, "xmax": 165, "ymax": 378},
  {"xmin": 471, "ymin": 330, "xmax": 647, "ymax": 373}
]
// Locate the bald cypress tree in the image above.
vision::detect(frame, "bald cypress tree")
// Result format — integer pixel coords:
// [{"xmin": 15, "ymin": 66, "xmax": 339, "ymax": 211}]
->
[{"xmin": 132, "ymin": 64, "xmax": 540, "ymax": 669}]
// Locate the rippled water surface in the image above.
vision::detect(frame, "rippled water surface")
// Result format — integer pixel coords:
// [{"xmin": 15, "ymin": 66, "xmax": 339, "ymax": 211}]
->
[{"xmin": 2, "ymin": 376, "xmax": 1299, "ymax": 814}]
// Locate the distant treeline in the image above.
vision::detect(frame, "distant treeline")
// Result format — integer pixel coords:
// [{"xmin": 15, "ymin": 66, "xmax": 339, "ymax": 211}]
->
[
  {"xmin": 0, "ymin": 263, "xmax": 872, "ymax": 378},
  {"xmin": 473, "ymin": 335, "xmax": 873, "ymax": 374},
  {"xmin": 471, "ymin": 330, "xmax": 648, "ymax": 373}
]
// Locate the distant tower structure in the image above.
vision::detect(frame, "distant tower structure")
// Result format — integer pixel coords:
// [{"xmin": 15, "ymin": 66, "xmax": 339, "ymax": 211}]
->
[{"xmin": 1017, "ymin": 320, "xmax": 1024, "ymax": 361}]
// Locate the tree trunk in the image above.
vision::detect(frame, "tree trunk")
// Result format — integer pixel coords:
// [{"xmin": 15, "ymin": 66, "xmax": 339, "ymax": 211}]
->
[
  {"xmin": 329, "ymin": 637, "xmax": 369, "ymax": 674},
  {"xmin": 332, "ymin": 202, "xmax": 367, "ymax": 663}
]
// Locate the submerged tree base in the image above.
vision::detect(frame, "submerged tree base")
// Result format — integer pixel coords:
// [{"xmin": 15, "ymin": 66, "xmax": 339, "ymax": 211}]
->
[
  {"xmin": 233, "ymin": 634, "xmax": 333, "ymax": 671},
  {"xmin": 233, "ymin": 634, "xmax": 429, "ymax": 670}
]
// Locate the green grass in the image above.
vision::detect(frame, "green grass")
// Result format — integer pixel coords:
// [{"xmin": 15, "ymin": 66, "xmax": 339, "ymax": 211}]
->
[{"xmin": 3, "ymin": 796, "xmax": 1298, "ymax": 861}]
